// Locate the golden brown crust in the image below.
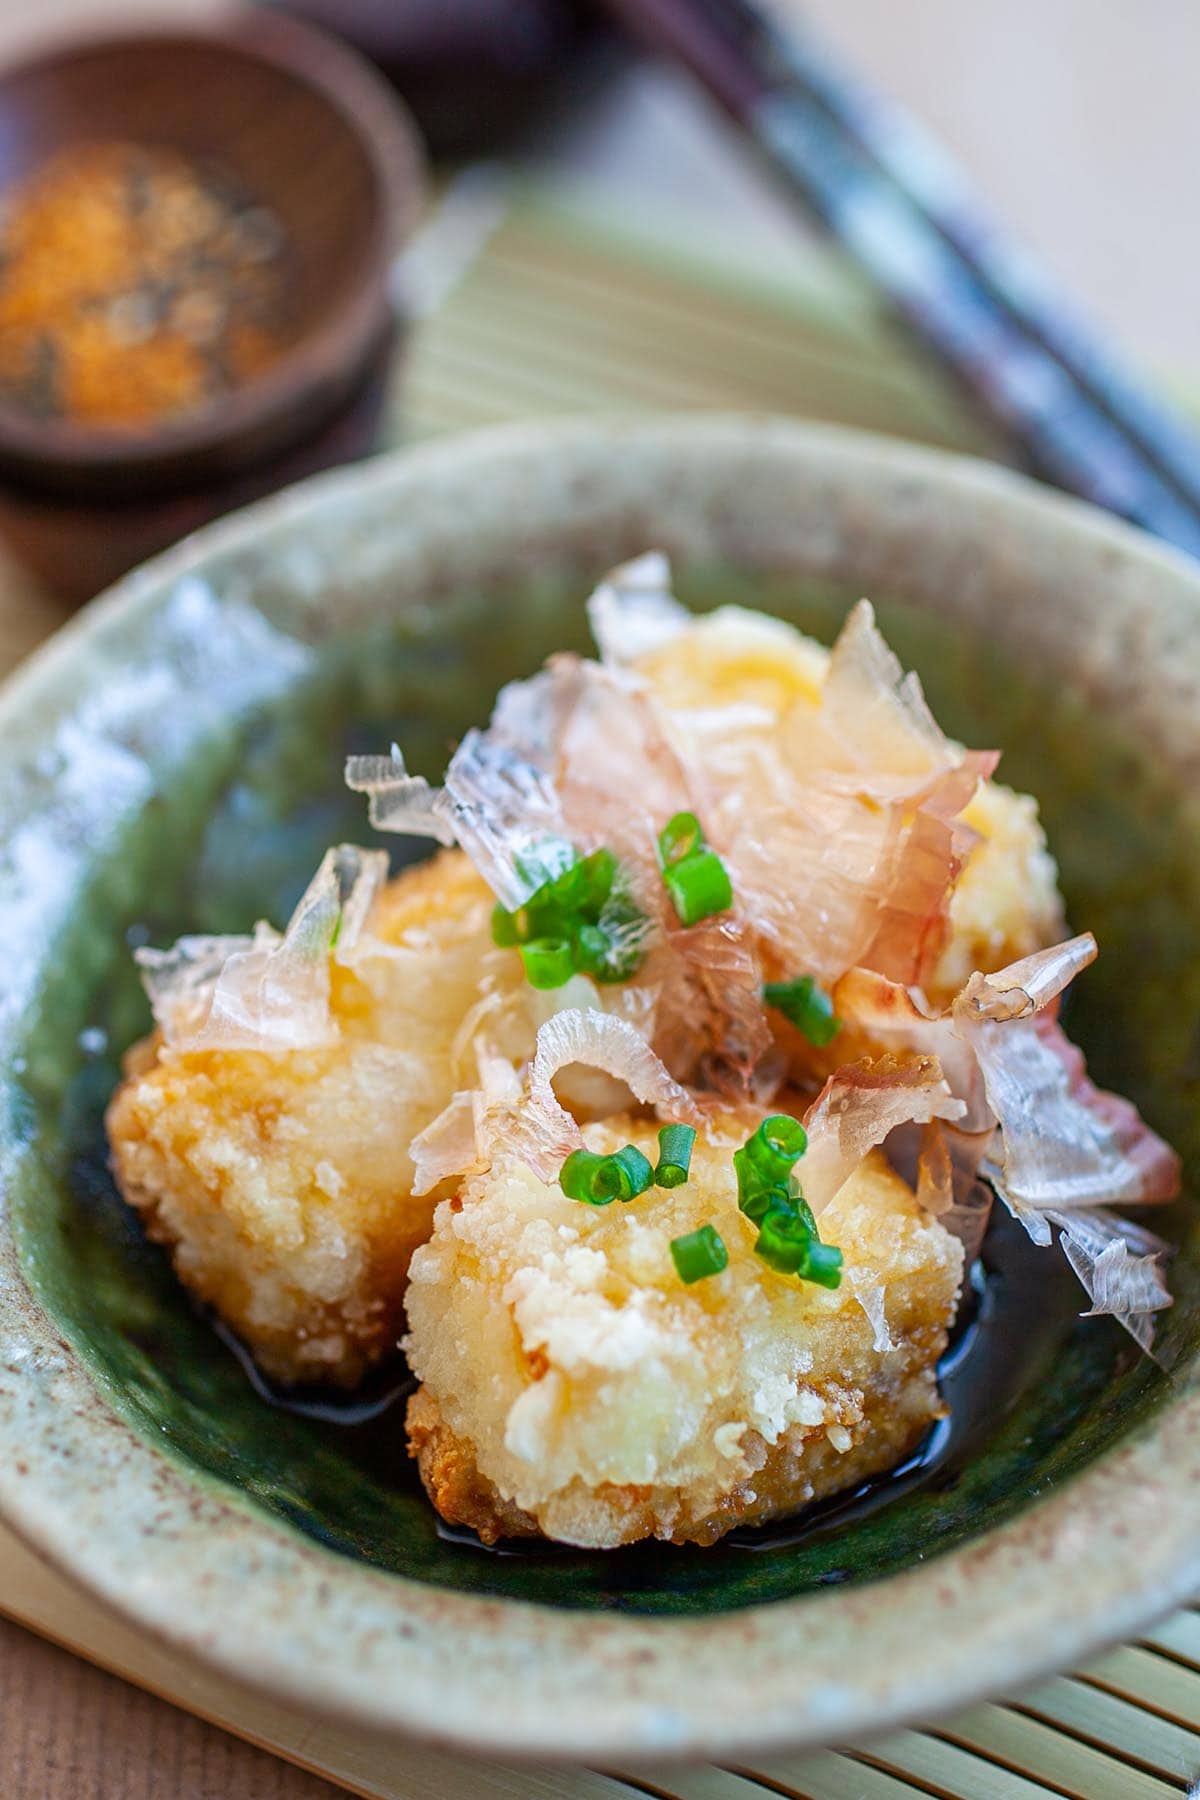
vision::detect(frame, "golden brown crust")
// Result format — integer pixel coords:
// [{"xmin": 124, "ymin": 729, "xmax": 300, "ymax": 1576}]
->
[
  {"xmin": 106, "ymin": 1046, "xmax": 423, "ymax": 1387},
  {"xmin": 105, "ymin": 850, "xmax": 499, "ymax": 1388},
  {"xmin": 407, "ymin": 1359, "xmax": 944, "ymax": 1548},
  {"xmin": 406, "ymin": 1388, "xmax": 541, "ymax": 1544},
  {"xmin": 403, "ymin": 1126, "xmax": 961, "ymax": 1550}
]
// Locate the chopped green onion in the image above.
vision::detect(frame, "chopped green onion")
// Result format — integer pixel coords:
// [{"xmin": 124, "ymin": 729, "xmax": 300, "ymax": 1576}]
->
[
  {"xmin": 558, "ymin": 1150, "xmax": 617, "ymax": 1205},
  {"xmin": 558, "ymin": 1144, "xmax": 654, "ymax": 1205},
  {"xmin": 515, "ymin": 838, "xmax": 578, "ymax": 890},
  {"xmin": 730, "ymin": 1117, "xmax": 840, "ymax": 1288},
  {"xmin": 492, "ymin": 843, "xmax": 648, "ymax": 988},
  {"xmin": 762, "ymin": 1114, "xmax": 808, "ymax": 1161},
  {"xmin": 737, "ymin": 1173, "xmax": 815, "ymax": 1231},
  {"xmin": 800, "ymin": 1241, "xmax": 845, "ymax": 1289},
  {"xmin": 790, "ymin": 1189, "xmax": 818, "ymax": 1236},
  {"xmin": 596, "ymin": 944, "xmax": 645, "ymax": 984},
  {"xmin": 753, "ymin": 1206, "xmax": 843, "ymax": 1287},
  {"xmin": 763, "ymin": 975, "xmax": 841, "ymax": 1047},
  {"xmin": 571, "ymin": 913, "xmax": 647, "ymax": 985},
  {"xmin": 656, "ymin": 812, "xmax": 733, "ymax": 926},
  {"xmin": 753, "ymin": 1204, "xmax": 810, "ymax": 1272},
  {"xmin": 658, "ymin": 810, "xmax": 705, "ymax": 867},
  {"xmin": 663, "ymin": 848, "xmax": 733, "ymax": 926},
  {"xmin": 519, "ymin": 937, "xmax": 576, "ymax": 989},
  {"xmin": 490, "ymin": 903, "xmax": 521, "ymax": 947},
  {"xmin": 654, "ymin": 1123, "xmax": 696, "ymax": 1188},
  {"xmin": 733, "ymin": 1114, "xmax": 807, "ymax": 1206},
  {"xmin": 571, "ymin": 921, "xmax": 611, "ymax": 975},
  {"xmin": 593, "ymin": 1143, "xmax": 655, "ymax": 1202},
  {"xmin": 737, "ymin": 1181, "xmax": 791, "ymax": 1225},
  {"xmin": 593, "ymin": 895, "xmax": 651, "ymax": 983},
  {"xmin": 513, "ymin": 905, "xmax": 536, "ymax": 940},
  {"xmin": 552, "ymin": 847, "xmax": 616, "ymax": 916},
  {"xmin": 579, "ymin": 847, "xmax": 619, "ymax": 907},
  {"xmin": 670, "ymin": 1223, "xmax": 728, "ymax": 1284}
]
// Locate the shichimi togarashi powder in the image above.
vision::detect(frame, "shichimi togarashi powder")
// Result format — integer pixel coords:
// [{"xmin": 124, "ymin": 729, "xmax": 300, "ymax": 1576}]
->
[{"xmin": 0, "ymin": 140, "xmax": 291, "ymax": 429}]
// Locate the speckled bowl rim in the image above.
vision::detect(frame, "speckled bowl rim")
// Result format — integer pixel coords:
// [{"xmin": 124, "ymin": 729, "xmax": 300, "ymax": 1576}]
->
[{"xmin": 1, "ymin": 417, "xmax": 1199, "ymax": 1766}]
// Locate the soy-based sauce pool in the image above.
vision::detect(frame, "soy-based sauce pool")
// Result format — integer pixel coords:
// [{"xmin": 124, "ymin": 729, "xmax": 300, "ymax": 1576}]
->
[{"xmin": 218, "ymin": 1205, "xmax": 1084, "ymax": 1561}]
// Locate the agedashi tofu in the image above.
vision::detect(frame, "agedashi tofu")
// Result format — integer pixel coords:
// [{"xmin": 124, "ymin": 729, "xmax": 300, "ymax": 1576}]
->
[{"xmin": 106, "ymin": 555, "xmax": 1175, "ymax": 1551}]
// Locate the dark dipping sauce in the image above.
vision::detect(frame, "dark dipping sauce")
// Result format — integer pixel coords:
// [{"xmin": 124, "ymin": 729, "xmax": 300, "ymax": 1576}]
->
[{"xmin": 216, "ymin": 1204, "xmax": 1088, "ymax": 1564}]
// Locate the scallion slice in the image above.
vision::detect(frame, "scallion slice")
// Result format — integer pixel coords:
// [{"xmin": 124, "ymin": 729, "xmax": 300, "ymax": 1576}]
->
[
  {"xmin": 753, "ymin": 1207, "xmax": 843, "ymax": 1287},
  {"xmin": 800, "ymin": 1240, "xmax": 845, "ymax": 1289},
  {"xmin": 670, "ymin": 1223, "xmax": 728, "ymax": 1284},
  {"xmin": 731, "ymin": 1118, "xmax": 841, "ymax": 1289},
  {"xmin": 654, "ymin": 1122, "xmax": 696, "ymax": 1188},
  {"xmin": 763, "ymin": 974, "xmax": 841, "ymax": 1047},
  {"xmin": 753, "ymin": 1203, "xmax": 812, "ymax": 1272},
  {"xmin": 737, "ymin": 1182, "xmax": 791, "ymax": 1226},
  {"xmin": 571, "ymin": 921, "xmax": 611, "ymax": 975},
  {"xmin": 593, "ymin": 1143, "xmax": 655, "ymax": 1202},
  {"xmin": 558, "ymin": 1143, "xmax": 654, "ymax": 1205},
  {"xmin": 658, "ymin": 810, "xmax": 705, "ymax": 867},
  {"xmin": 519, "ymin": 936, "xmax": 575, "ymax": 990},
  {"xmin": 492, "ymin": 843, "xmax": 647, "ymax": 988},
  {"xmin": 662, "ymin": 847, "xmax": 733, "ymax": 926},
  {"xmin": 656, "ymin": 812, "xmax": 733, "ymax": 926},
  {"xmin": 490, "ymin": 903, "xmax": 521, "ymax": 947},
  {"xmin": 733, "ymin": 1114, "xmax": 807, "ymax": 1207},
  {"xmin": 558, "ymin": 1149, "xmax": 617, "ymax": 1205}
]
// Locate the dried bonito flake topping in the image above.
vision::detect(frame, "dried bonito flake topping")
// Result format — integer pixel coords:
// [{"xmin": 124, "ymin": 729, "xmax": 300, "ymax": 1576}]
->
[
  {"xmin": 107, "ymin": 550, "xmax": 1185, "ymax": 1550},
  {"xmin": 343, "ymin": 554, "xmax": 1180, "ymax": 1352},
  {"xmin": 347, "ymin": 562, "xmax": 998, "ymax": 1104},
  {"xmin": 834, "ymin": 935, "xmax": 1179, "ymax": 1345},
  {"xmin": 137, "ymin": 845, "xmax": 388, "ymax": 1053}
]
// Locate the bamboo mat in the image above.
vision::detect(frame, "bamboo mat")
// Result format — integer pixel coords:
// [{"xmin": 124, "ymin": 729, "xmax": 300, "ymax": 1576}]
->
[{"xmin": 2, "ymin": 183, "xmax": 1199, "ymax": 1798}]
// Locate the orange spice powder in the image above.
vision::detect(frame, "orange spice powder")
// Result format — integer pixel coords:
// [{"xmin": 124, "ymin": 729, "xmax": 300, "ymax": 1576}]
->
[{"xmin": 0, "ymin": 140, "xmax": 290, "ymax": 429}]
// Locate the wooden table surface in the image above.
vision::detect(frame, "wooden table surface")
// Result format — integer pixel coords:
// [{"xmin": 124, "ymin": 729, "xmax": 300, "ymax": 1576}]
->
[
  {"xmin": 2, "ymin": 3, "xmax": 1199, "ymax": 1796},
  {"xmin": 0, "ymin": 1618, "xmax": 345, "ymax": 1800}
]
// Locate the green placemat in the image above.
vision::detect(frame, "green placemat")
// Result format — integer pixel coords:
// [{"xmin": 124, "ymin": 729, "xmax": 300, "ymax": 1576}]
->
[{"xmin": 394, "ymin": 178, "xmax": 1015, "ymax": 461}]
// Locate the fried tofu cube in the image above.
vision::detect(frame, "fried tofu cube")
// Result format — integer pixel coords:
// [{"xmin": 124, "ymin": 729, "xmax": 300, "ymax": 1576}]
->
[
  {"xmin": 107, "ymin": 852, "xmax": 499, "ymax": 1386},
  {"xmin": 404, "ymin": 1118, "xmax": 963, "ymax": 1547}
]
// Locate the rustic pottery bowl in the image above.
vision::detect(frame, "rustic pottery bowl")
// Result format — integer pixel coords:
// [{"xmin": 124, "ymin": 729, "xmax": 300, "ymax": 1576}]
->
[{"xmin": 0, "ymin": 418, "xmax": 1198, "ymax": 1765}]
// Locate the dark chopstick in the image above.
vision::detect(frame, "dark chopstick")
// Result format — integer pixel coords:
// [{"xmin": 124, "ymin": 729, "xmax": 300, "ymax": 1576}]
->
[
  {"xmin": 601, "ymin": 0, "xmax": 1200, "ymax": 559},
  {"xmin": 723, "ymin": 0, "xmax": 1200, "ymax": 522}
]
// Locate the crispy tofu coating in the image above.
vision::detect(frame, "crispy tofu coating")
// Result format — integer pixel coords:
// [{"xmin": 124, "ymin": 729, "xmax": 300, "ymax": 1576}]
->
[
  {"xmin": 404, "ymin": 1120, "xmax": 963, "ymax": 1548},
  {"xmin": 107, "ymin": 853, "xmax": 503, "ymax": 1386}
]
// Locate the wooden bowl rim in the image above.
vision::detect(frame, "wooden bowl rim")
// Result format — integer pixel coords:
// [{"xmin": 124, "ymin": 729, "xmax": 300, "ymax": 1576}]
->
[{"xmin": 0, "ymin": 11, "xmax": 424, "ymax": 480}]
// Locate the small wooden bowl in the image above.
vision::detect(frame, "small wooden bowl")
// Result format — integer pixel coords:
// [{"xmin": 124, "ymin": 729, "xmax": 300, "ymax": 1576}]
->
[{"xmin": 0, "ymin": 13, "xmax": 424, "ymax": 599}]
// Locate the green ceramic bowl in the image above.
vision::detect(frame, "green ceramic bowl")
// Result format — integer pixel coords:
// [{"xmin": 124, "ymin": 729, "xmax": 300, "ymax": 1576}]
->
[{"xmin": 1, "ymin": 418, "xmax": 1198, "ymax": 1764}]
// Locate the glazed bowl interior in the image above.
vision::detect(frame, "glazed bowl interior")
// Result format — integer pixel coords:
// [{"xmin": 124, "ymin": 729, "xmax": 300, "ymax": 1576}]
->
[{"xmin": 1, "ymin": 418, "xmax": 1198, "ymax": 1760}]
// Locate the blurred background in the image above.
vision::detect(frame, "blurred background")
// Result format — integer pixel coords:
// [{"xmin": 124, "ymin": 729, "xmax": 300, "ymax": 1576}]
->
[{"xmin": 0, "ymin": 0, "xmax": 1197, "ymax": 642}]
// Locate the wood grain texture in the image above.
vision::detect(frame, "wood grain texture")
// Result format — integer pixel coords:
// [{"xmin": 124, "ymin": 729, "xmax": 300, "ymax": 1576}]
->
[{"xmin": 0, "ymin": 1615, "xmax": 347, "ymax": 1800}]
